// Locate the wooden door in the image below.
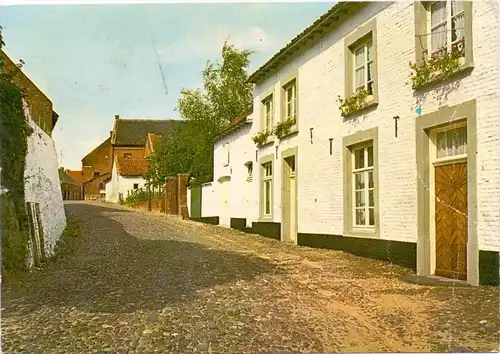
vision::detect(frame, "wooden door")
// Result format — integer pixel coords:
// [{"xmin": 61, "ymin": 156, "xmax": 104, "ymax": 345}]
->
[{"xmin": 434, "ymin": 162, "xmax": 467, "ymax": 280}]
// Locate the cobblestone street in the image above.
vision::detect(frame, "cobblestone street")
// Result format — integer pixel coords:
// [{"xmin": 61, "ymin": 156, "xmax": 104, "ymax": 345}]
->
[{"xmin": 2, "ymin": 202, "xmax": 499, "ymax": 353}]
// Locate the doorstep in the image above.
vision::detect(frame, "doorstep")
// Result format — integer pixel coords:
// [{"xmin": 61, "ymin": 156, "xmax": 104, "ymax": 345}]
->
[{"xmin": 399, "ymin": 274, "xmax": 470, "ymax": 287}]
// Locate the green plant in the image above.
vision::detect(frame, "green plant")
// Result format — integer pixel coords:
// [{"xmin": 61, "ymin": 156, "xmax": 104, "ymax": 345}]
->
[
  {"xmin": 252, "ymin": 130, "xmax": 271, "ymax": 147},
  {"xmin": 147, "ymin": 41, "xmax": 254, "ymax": 185},
  {"xmin": 1, "ymin": 26, "xmax": 34, "ymax": 275},
  {"xmin": 274, "ymin": 116, "xmax": 296, "ymax": 139},
  {"xmin": 409, "ymin": 49, "xmax": 463, "ymax": 89},
  {"xmin": 337, "ymin": 87, "xmax": 369, "ymax": 117}
]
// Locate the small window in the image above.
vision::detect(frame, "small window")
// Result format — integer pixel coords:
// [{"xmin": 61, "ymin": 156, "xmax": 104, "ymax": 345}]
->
[
  {"xmin": 222, "ymin": 143, "xmax": 230, "ymax": 166},
  {"xmin": 247, "ymin": 162, "xmax": 253, "ymax": 179},
  {"xmin": 283, "ymin": 80, "xmax": 297, "ymax": 121},
  {"xmin": 262, "ymin": 95, "xmax": 274, "ymax": 133},
  {"xmin": 353, "ymin": 39, "xmax": 374, "ymax": 95},
  {"xmin": 352, "ymin": 143, "xmax": 375, "ymax": 227},
  {"xmin": 133, "ymin": 183, "xmax": 139, "ymax": 189},
  {"xmin": 262, "ymin": 162, "xmax": 273, "ymax": 216},
  {"xmin": 124, "ymin": 153, "xmax": 132, "ymax": 159},
  {"xmin": 94, "ymin": 172, "xmax": 100, "ymax": 178},
  {"xmin": 436, "ymin": 125, "xmax": 467, "ymax": 158},
  {"xmin": 98, "ymin": 183, "xmax": 104, "ymax": 190},
  {"xmin": 429, "ymin": 1, "xmax": 465, "ymax": 58}
]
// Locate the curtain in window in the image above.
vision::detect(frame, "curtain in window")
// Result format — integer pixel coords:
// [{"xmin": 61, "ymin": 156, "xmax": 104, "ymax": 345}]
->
[
  {"xmin": 436, "ymin": 126, "xmax": 467, "ymax": 158},
  {"xmin": 451, "ymin": 1, "xmax": 465, "ymax": 49},
  {"xmin": 355, "ymin": 47, "xmax": 365, "ymax": 90},
  {"xmin": 431, "ymin": 2, "xmax": 447, "ymax": 53}
]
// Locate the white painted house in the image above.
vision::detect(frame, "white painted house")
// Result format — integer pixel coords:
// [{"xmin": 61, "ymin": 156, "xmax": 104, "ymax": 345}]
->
[
  {"xmin": 193, "ymin": 1, "xmax": 499, "ymax": 286},
  {"xmin": 106, "ymin": 155, "xmax": 147, "ymax": 203}
]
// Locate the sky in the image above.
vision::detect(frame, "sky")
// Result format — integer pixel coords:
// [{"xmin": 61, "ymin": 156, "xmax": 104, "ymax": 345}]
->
[{"xmin": 1, "ymin": 2, "xmax": 334, "ymax": 170}]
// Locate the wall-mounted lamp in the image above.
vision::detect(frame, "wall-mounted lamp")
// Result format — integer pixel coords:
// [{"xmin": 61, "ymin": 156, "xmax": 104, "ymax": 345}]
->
[
  {"xmin": 329, "ymin": 138, "xmax": 333, "ymax": 155},
  {"xmin": 393, "ymin": 116, "xmax": 400, "ymax": 138}
]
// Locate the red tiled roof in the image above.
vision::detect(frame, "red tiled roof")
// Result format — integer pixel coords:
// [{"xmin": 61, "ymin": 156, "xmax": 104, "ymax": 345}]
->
[
  {"xmin": 65, "ymin": 170, "xmax": 85, "ymax": 184},
  {"xmin": 116, "ymin": 157, "xmax": 148, "ymax": 177}
]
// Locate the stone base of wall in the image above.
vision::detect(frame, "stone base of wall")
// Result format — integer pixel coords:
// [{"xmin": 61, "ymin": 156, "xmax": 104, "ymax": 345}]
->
[
  {"xmin": 245, "ymin": 221, "xmax": 281, "ymax": 241},
  {"xmin": 191, "ymin": 216, "xmax": 220, "ymax": 225},
  {"xmin": 479, "ymin": 250, "xmax": 500, "ymax": 286},
  {"xmin": 230, "ymin": 218, "xmax": 247, "ymax": 230},
  {"xmin": 298, "ymin": 233, "xmax": 416, "ymax": 268}
]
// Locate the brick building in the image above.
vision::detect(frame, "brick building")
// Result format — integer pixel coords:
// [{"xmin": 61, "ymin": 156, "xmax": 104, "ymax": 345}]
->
[
  {"xmin": 193, "ymin": 1, "xmax": 499, "ymax": 286},
  {"xmin": 59, "ymin": 168, "xmax": 82, "ymax": 200},
  {"xmin": 81, "ymin": 115, "xmax": 182, "ymax": 200}
]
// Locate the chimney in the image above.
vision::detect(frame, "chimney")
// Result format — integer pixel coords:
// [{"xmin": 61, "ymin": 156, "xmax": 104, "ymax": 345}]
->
[{"xmin": 114, "ymin": 114, "xmax": 119, "ymax": 120}]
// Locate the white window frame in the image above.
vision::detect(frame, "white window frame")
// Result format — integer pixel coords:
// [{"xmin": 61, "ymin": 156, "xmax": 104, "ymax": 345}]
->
[
  {"xmin": 283, "ymin": 81, "xmax": 296, "ymax": 121},
  {"xmin": 262, "ymin": 162, "xmax": 272, "ymax": 216},
  {"xmin": 427, "ymin": 1, "xmax": 466, "ymax": 58},
  {"xmin": 351, "ymin": 142, "xmax": 375, "ymax": 228},
  {"xmin": 353, "ymin": 39, "xmax": 374, "ymax": 95},
  {"xmin": 263, "ymin": 96, "xmax": 274, "ymax": 133},
  {"xmin": 222, "ymin": 143, "xmax": 230, "ymax": 167}
]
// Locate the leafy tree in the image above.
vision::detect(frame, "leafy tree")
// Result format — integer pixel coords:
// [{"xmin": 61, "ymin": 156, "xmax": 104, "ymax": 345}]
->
[{"xmin": 147, "ymin": 41, "xmax": 254, "ymax": 185}]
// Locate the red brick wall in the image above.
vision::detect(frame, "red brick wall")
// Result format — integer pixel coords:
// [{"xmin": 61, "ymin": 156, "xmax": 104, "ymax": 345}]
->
[{"xmin": 82, "ymin": 138, "xmax": 112, "ymax": 175}]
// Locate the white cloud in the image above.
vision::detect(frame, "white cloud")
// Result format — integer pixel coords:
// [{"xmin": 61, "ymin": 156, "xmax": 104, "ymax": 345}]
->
[{"xmin": 159, "ymin": 26, "xmax": 278, "ymax": 63}]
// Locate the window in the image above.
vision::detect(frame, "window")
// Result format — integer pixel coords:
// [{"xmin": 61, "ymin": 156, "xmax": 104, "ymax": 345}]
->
[
  {"xmin": 343, "ymin": 128, "xmax": 379, "ymax": 237},
  {"xmin": 415, "ymin": 1, "xmax": 472, "ymax": 65},
  {"xmin": 94, "ymin": 172, "xmax": 100, "ymax": 178},
  {"xmin": 222, "ymin": 143, "xmax": 230, "ymax": 166},
  {"xmin": 352, "ymin": 144, "xmax": 375, "ymax": 227},
  {"xmin": 133, "ymin": 183, "xmax": 139, "ymax": 189},
  {"xmin": 124, "ymin": 153, "xmax": 132, "ymax": 159},
  {"xmin": 436, "ymin": 124, "xmax": 467, "ymax": 158},
  {"xmin": 246, "ymin": 162, "xmax": 253, "ymax": 181},
  {"xmin": 98, "ymin": 183, "xmax": 104, "ymax": 190},
  {"xmin": 283, "ymin": 80, "xmax": 297, "ymax": 120},
  {"xmin": 429, "ymin": 1, "xmax": 465, "ymax": 58},
  {"xmin": 262, "ymin": 95, "xmax": 274, "ymax": 133},
  {"xmin": 354, "ymin": 40, "xmax": 373, "ymax": 95},
  {"xmin": 344, "ymin": 18, "xmax": 378, "ymax": 107},
  {"xmin": 262, "ymin": 162, "xmax": 272, "ymax": 216}
]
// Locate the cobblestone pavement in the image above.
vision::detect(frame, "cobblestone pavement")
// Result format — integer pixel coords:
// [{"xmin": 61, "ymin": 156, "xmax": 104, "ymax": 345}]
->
[{"xmin": 2, "ymin": 202, "xmax": 499, "ymax": 353}]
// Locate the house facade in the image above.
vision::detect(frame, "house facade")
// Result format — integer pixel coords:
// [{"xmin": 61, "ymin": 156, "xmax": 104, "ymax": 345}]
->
[
  {"xmin": 106, "ymin": 156, "xmax": 148, "ymax": 203},
  {"xmin": 81, "ymin": 115, "xmax": 183, "ymax": 200},
  {"xmin": 194, "ymin": 1, "xmax": 499, "ymax": 285},
  {"xmin": 59, "ymin": 168, "xmax": 82, "ymax": 200}
]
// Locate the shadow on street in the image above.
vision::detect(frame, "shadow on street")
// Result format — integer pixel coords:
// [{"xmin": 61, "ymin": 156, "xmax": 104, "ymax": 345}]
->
[{"xmin": 2, "ymin": 203, "xmax": 274, "ymax": 314}]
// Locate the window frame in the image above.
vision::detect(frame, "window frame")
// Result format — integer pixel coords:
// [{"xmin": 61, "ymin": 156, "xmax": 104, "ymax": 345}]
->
[
  {"xmin": 344, "ymin": 18, "xmax": 379, "ymax": 109},
  {"xmin": 245, "ymin": 161, "xmax": 253, "ymax": 182},
  {"xmin": 261, "ymin": 94, "xmax": 274, "ymax": 133},
  {"xmin": 342, "ymin": 127, "xmax": 380, "ymax": 238},
  {"xmin": 259, "ymin": 154, "xmax": 274, "ymax": 220},
  {"xmin": 414, "ymin": 1, "xmax": 473, "ymax": 67},
  {"xmin": 351, "ymin": 142, "xmax": 375, "ymax": 228},
  {"xmin": 222, "ymin": 143, "xmax": 230, "ymax": 167}
]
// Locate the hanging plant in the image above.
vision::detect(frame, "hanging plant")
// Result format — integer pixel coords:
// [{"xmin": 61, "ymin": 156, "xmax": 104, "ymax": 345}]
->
[
  {"xmin": 252, "ymin": 130, "xmax": 271, "ymax": 147},
  {"xmin": 337, "ymin": 87, "xmax": 369, "ymax": 117},
  {"xmin": 274, "ymin": 116, "xmax": 296, "ymax": 139},
  {"xmin": 409, "ymin": 48, "xmax": 463, "ymax": 89}
]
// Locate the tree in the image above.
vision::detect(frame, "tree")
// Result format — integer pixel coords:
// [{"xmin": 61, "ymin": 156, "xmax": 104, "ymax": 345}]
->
[{"xmin": 147, "ymin": 40, "xmax": 254, "ymax": 185}]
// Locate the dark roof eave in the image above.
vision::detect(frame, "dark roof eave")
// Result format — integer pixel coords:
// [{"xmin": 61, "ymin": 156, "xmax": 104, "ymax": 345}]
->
[
  {"xmin": 248, "ymin": 2, "xmax": 366, "ymax": 84},
  {"xmin": 215, "ymin": 121, "xmax": 251, "ymax": 142}
]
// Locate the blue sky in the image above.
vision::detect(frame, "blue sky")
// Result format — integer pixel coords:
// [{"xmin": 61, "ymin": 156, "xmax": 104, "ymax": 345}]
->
[{"xmin": 1, "ymin": 2, "xmax": 333, "ymax": 170}]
